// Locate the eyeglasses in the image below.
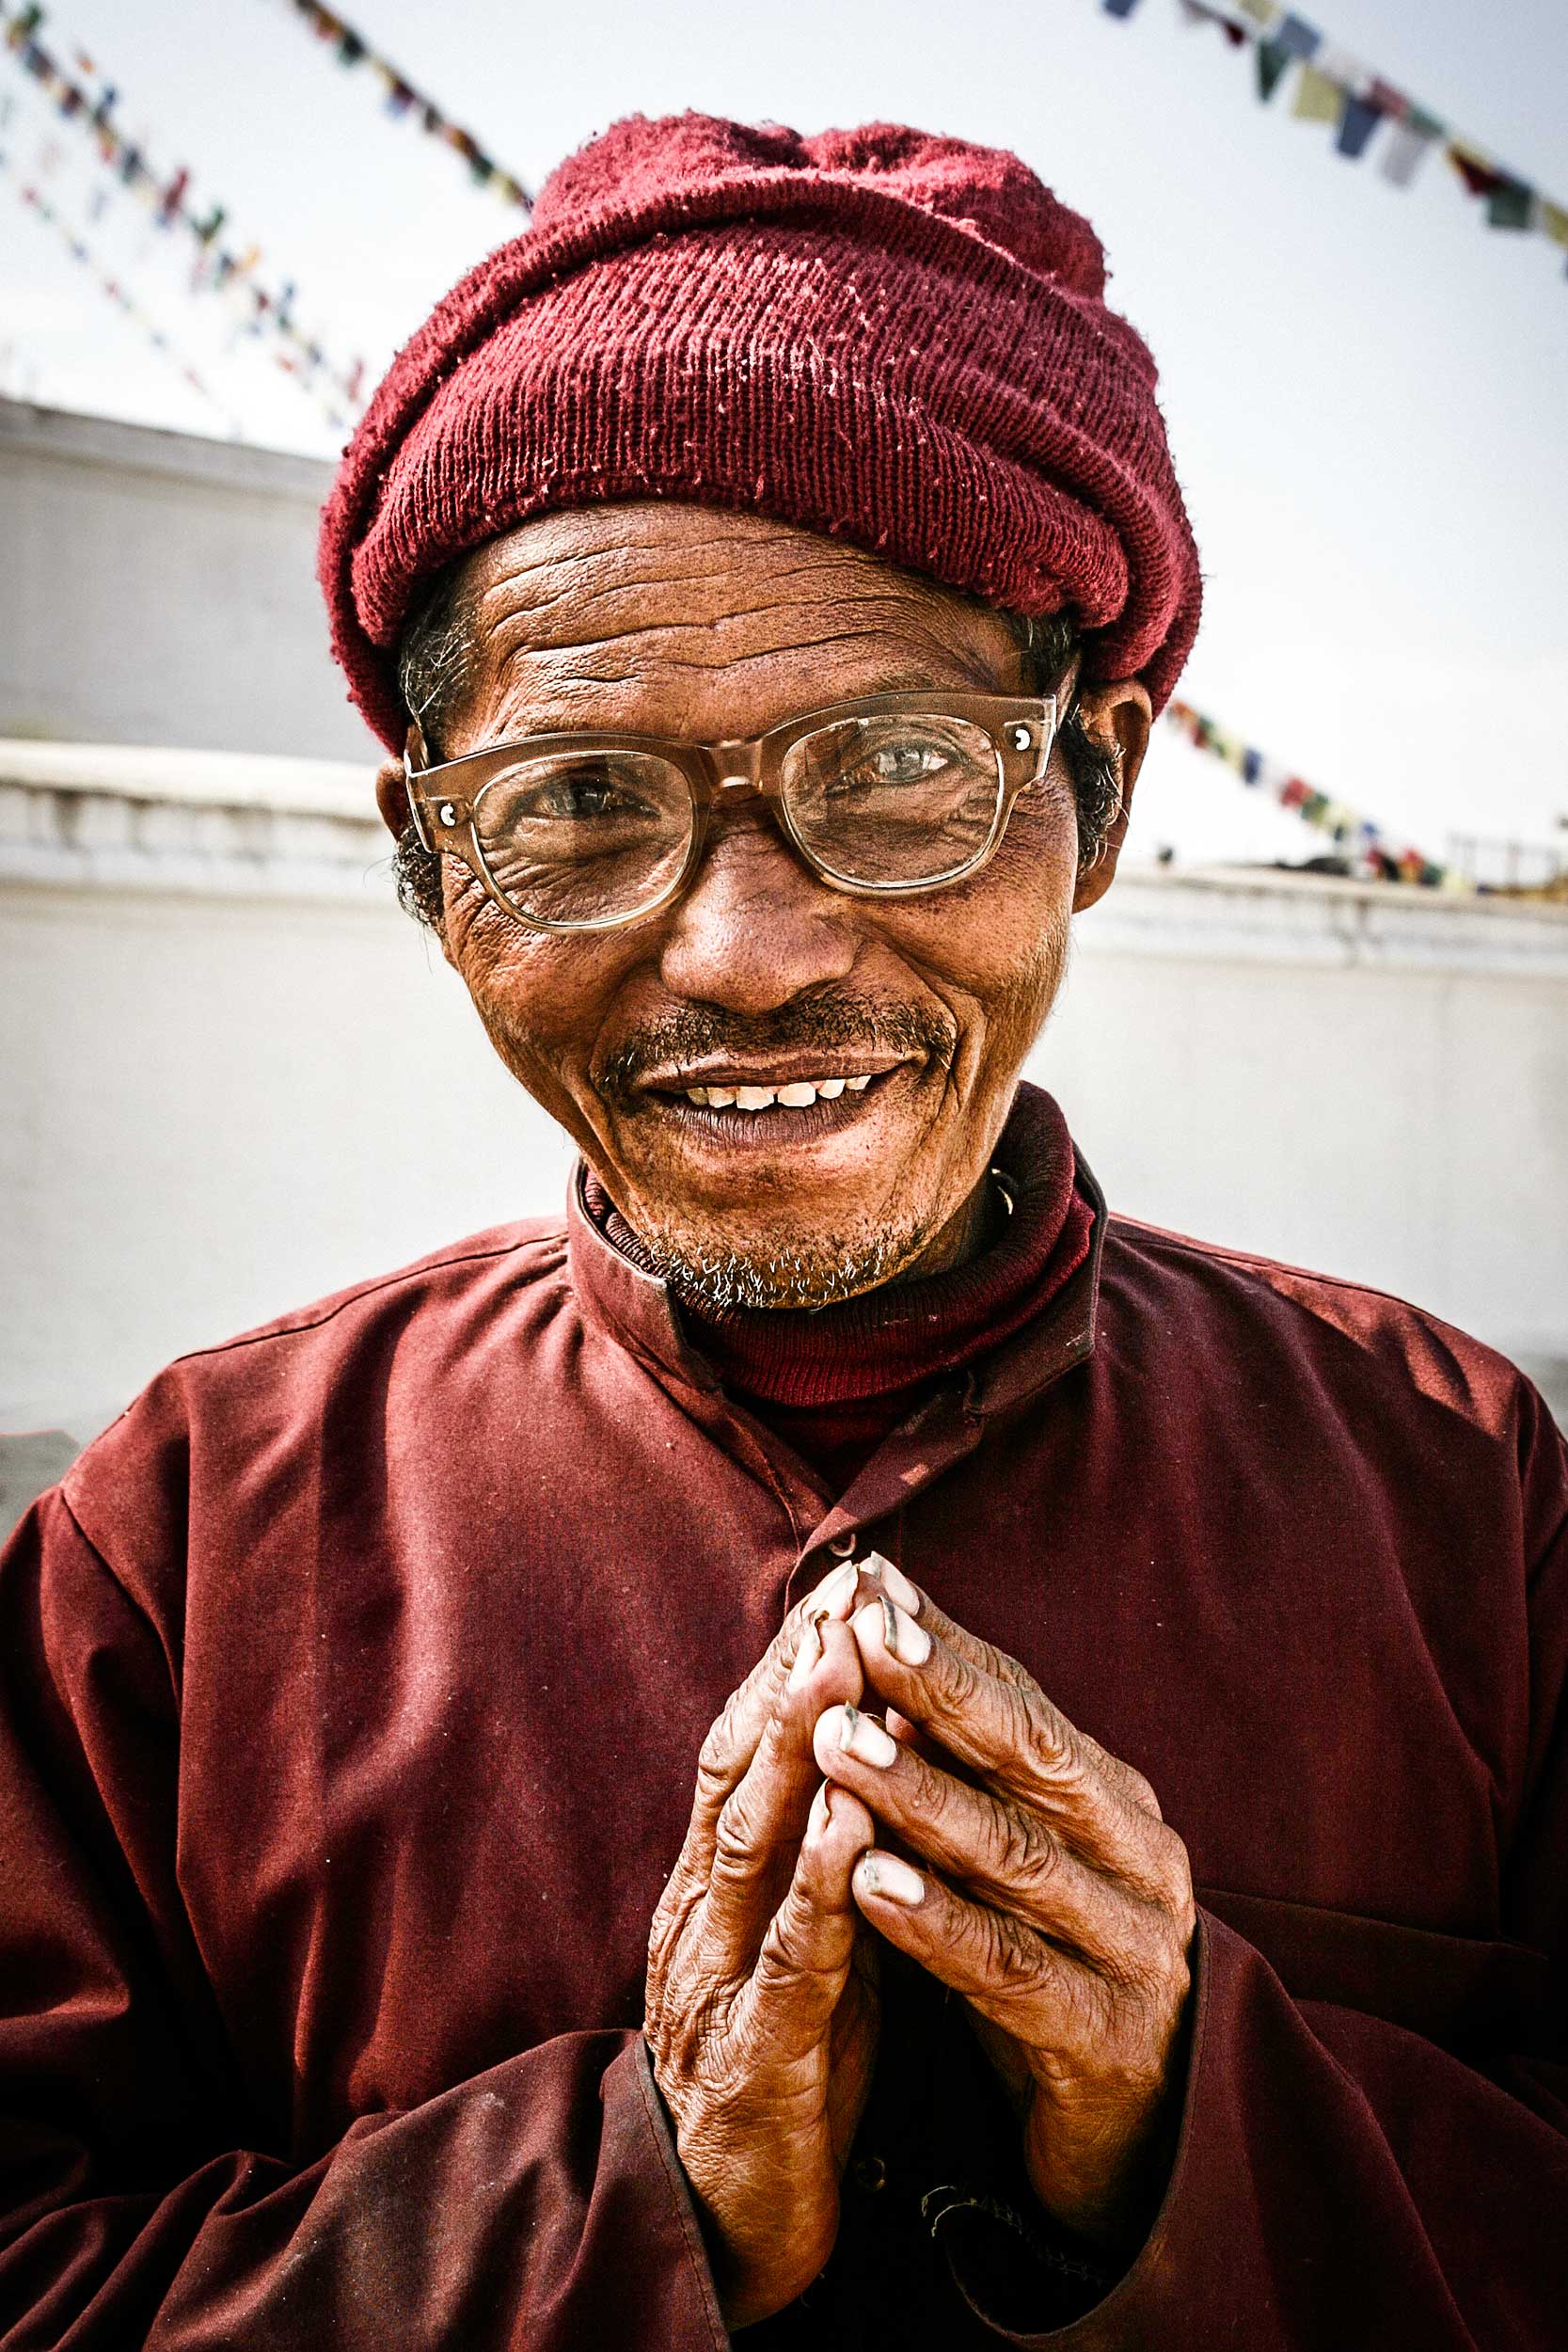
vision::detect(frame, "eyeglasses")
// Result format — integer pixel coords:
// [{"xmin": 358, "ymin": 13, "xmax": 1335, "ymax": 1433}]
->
[{"xmin": 403, "ymin": 689, "xmax": 1061, "ymax": 935}]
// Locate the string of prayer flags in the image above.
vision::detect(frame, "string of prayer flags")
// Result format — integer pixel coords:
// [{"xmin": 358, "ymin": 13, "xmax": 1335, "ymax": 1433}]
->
[
  {"xmin": 0, "ymin": 1, "xmax": 366, "ymax": 431},
  {"xmin": 1164, "ymin": 698, "xmax": 1463, "ymax": 889},
  {"xmin": 1, "ymin": 140, "xmax": 237, "ymax": 426},
  {"xmin": 1100, "ymin": 0, "xmax": 1568, "ymax": 283},
  {"xmin": 263, "ymin": 0, "xmax": 533, "ymax": 214}
]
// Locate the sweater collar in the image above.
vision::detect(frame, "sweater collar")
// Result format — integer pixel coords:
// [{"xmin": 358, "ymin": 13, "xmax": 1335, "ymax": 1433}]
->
[{"xmin": 565, "ymin": 1080, "xmax": 1105, "ymax": 1421}]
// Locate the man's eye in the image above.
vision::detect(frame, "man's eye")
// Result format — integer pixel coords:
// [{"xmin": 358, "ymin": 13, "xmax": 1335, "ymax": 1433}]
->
[
  {"xmin": 836, "ymin": 740, "xmax": 953, "ymax": 792},
  {"xmin": 518, "ymin": 767, "xmax": 655, "ymax": 821}
]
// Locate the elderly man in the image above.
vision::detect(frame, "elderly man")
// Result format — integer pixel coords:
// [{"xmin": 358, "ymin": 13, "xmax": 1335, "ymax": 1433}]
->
[{"xmin": 2, "ymin": 113, "xmax": 1564, "ymax": 2351}]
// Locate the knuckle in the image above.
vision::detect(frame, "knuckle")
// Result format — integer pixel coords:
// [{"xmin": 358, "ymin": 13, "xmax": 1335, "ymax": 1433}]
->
[
  {"xmin": 697, "ymin": 1694, "xmax": 744, "ymax": 1788},
  {"xmin": 989, "ymin": 1803, "xmax": 1059, "ymax": 1900},
  {"xmin": 1119, "ymin": 1762, "xmax": 1162, "ymax": 1819},
  {"xmin": 710, "ymin": 1788, "xmax": 759, "ymax": 1883},
  {"xmin": 1148, "ymin": 1820, "xmax": 1195, "ymax": 1915},
  {"xmin": 752, "ymin": 1890, "xmax": 818, "ymax": 1997},
  {"xmin": 1022, "ymin": 1692, "xmax": 1085, "ymax": 1788},
  {"xmin": 938, "ymin": 1644, "xmax": 985, "ymax": 1719},
  {"xmin": 975, "ymin": 1904, "xmax": 1051, "ymax": 1998}
]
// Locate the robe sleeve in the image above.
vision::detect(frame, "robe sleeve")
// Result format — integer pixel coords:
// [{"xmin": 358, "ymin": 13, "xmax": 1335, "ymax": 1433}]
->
[
  {"xmin": 0, "ymin": 1489, "xmax": 729, "ymax": 2352},
  {"xmin": 939, "ymin": 1406, "xmax": 1568, "ymax": 2350}
]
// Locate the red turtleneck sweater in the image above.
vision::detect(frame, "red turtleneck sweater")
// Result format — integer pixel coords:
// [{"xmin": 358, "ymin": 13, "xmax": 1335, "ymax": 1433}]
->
[{"xmin": 583, "ymin": 1087, "xmax": 1094, "ymax": 1487}]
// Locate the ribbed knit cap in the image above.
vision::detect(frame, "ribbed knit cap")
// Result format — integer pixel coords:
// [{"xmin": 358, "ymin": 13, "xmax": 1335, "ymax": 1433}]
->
[{"xmin": 319, "ymin": 111, "xmax": 1202, "ymax": 751}]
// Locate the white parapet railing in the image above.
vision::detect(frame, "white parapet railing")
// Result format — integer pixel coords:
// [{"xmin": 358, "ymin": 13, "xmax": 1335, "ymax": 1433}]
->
[
  {"xmin": 5, "ymin": 736, "xmax": 1568, "ymax": 981},
  {"xmin": 0, "ymin": 738, "xmax": 388, "ymax": 903}
]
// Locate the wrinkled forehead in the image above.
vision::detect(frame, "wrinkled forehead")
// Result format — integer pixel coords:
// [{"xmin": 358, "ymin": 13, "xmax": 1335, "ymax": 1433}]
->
[{"xmin": 444, "ymin": 502, "xmax": 1029, "ymax": 745}]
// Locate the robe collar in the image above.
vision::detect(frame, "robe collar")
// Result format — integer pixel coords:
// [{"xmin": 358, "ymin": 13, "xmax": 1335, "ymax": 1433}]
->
[{"xmin": 564, "ymin": 1079, "xmax": 1105, "ymax": 1430}]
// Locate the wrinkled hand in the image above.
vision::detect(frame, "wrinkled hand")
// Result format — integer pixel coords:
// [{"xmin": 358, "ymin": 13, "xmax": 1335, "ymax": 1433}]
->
[
  {"xmin": 646, "ymin": 1560, "xmax": 882, "ymax": 2328},
  {"xmin": 815, "ymin": 1559, "xmax": 1196, "ymax": 2254}
]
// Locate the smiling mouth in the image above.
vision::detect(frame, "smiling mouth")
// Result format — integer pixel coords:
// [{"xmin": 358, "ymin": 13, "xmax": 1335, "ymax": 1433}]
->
[{"xmin": 634, "ymin": 1063, "xmax": 907, "ymax": 1137}]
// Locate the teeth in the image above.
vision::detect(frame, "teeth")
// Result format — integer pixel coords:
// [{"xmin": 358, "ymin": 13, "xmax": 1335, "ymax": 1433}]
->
[{"xmin": 678, "ymin": 1073, "xmax": 879, "ymax": 1112}]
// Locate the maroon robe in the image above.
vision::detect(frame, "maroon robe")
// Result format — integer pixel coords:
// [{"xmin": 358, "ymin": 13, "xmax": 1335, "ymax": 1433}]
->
[{"xmin": 2, "ymin": 1085, "xmax": 1565, "ymax": 2347}]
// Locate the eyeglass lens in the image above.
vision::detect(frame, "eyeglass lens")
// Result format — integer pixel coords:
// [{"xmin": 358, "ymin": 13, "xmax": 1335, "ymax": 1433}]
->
[{"xmin": 470, "ymin": 710, "xmax": 1006, "ymax": 927}]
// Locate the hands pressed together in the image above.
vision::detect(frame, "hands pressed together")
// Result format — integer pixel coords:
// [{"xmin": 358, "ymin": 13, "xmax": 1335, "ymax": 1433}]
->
[{"xmin": 644, "ymin": 1555, "xmax": 1197, "ymax": 2330}]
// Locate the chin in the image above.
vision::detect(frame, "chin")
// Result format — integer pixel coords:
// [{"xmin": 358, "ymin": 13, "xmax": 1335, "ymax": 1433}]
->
[{"xmin": 627, "ymin": 1211, "xmax": 932, "ymax": 1313}]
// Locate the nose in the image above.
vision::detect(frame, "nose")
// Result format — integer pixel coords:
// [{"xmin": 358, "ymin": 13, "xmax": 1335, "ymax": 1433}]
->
[{"xmin": 656, "ymin": 808, "xmax": 858, "ymax": 1013}]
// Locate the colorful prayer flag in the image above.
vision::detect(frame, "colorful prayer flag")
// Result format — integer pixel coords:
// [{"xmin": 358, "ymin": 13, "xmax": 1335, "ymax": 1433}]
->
[
  {"xmin": 1486, "ymin": 176, "xmax": 1534, "ymax": 230},
  {"xmin": 1256, "ymin": 40, "xmax": 1292, "ymax": 102},
  {"xmin": 1379, "ymin": 119, "xmax": 1435, "ymax": 188},
  {"xmin": 1448, "ymin": 142, "xmax": 1505, "ymax": 201},
  {"xmin": 1274, "ymin": 11, "xmax": 1321, "ymax": 59},
  {"xmin": 1162, "ymin": 701, "xmax": 1456, "ymax": 889},
  {"xmin": 1335, "ymin": 94, "xmax": 1383, "ymax": 159},
  {"xmin": 1090, "ymin": 0, "xmax": 1566, "ymax": 289},
  {"xmin": 1291, "ymin": 65, "xmax": 1341, "ymax": 125}
]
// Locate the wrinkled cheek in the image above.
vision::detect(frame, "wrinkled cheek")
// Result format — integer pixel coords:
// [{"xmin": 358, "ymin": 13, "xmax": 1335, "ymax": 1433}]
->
[{"xmin": 444, "ymin": 881, "xmax": 585, "ymax": 1114}]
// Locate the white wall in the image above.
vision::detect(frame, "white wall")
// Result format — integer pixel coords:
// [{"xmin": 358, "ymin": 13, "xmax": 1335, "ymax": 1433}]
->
[
  {"xmin": 1054, "ymin": 914, "xmax": 1568, "ymax": 1366},
  {"xmin": 4, "ymin": 742, "xmax": 1565, "ymax": 1439},
  {"xmin": 0, "ymin": 400, "xmax": 373, "ymax": 762}
]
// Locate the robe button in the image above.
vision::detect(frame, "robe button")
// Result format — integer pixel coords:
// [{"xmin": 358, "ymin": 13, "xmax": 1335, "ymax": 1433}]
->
[
  {"xmin": 852, "ymin": 2153, "xmax": 886, "ymax": 2193},
  {"xmin": 829, "ymin": 1532, "xmax": 858, "ymax": 1557}
]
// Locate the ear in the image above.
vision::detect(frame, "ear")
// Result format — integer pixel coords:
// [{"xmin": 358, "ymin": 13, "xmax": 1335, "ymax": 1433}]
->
[
  {"xmin": 374, "ymin": 761, "xmax": 410, "ymax": 840},
  {"xmin": 1070, "ymin": 677, "xmax": 1153, "ymax": 914},
  {"xmin": 376, "ymin": 724, "xmax": 456, "ymax": 962},
  {"xmin": 373, "ymin": 721, "xmax": 430, "ymax": 841}
]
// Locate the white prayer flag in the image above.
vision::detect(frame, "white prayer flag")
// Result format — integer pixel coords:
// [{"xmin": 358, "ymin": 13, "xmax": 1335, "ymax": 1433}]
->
[{"xmin": 1380, "ymin": 119, "xmax": 1435, "ymax": 188}]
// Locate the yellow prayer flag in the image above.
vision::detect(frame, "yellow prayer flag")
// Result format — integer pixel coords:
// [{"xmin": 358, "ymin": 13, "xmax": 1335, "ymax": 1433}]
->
[
  {"xmin": 1233, "ymin": 0, "xmax": 1279, "ymax": 25},
  {"xmin": 1291, "ymin": 66, "xmax": 1343, "ymax": 126},
  {"xmin": 1540, "ymin": 199, "xmax": 1568, "ymax": 247}
]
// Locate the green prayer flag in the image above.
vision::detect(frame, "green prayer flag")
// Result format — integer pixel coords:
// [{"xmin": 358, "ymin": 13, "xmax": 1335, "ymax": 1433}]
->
[
  {"xmin": 1486, "ymin": 177, "xmax": 1534, "ymax": 230},
  {"xmin": 1257, "ymin": 40, "xmax": 1291, "ymax": 102}
]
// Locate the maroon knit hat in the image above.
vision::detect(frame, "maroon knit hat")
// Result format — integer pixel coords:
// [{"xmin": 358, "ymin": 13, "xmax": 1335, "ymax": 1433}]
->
[{"xmin": 319, "ymin": 112, "xmax": 1202, "ymax": 751}]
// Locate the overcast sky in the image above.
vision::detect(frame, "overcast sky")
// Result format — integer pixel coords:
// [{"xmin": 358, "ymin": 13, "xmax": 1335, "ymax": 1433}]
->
[{"xmin": 4, "ymin": 0, "xmax": 1566, "ymax": 871}]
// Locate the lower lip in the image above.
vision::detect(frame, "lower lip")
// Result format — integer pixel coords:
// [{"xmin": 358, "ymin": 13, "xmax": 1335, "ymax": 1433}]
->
[{"xmin": 640, "ymin": 1070, "xmax": 904, "ymax": 1148}]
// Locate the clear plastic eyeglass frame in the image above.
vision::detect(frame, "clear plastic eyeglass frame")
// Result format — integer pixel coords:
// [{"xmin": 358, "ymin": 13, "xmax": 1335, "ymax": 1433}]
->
[{"xmin": 402, "ymin": 689, "xmax": 1062, "ymax": 935}]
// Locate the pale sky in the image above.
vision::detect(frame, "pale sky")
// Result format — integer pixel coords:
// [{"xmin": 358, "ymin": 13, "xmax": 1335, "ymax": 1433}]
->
[{"xmin": 4, "ymin": 0, "xmax": 1566, "ymax": 872}]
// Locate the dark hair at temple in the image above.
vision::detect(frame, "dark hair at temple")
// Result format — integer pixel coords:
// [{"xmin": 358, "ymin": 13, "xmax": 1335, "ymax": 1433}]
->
[{"xmin": 389, "ymin": 554, "xmax": 1123, "ymax": 931}]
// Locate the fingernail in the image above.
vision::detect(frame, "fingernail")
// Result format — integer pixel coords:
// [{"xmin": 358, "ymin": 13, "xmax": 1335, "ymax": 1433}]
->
[
  {"xmin": 809, "ymin": 1559, "xmax": 861, "ymax": 1619},
  {"xmin": 804, "ymin": 1783, "xmax": 833, "ymax": 1846},
  {"xmin": 787, "ymin": 1616, "xmax": 823, "ymax": 1692},
  {"xmin": 838, "ymin": 1702, "xmax": 897, "ymax": 1769},
  {"xmin": 854, "ymin": 1597, "xmax": 931, "ymax": 1667},
  {"xmin": 855, "ymin": 1850, "xmax": 926, "ymax": 1907},
  {"xmin": 861, "ymin": 1550, "xmax": 922, "ymax": 1616}
]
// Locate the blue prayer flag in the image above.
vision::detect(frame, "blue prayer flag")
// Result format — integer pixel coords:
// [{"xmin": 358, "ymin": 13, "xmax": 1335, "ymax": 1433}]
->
[
  {"xmin": 1275, "ymin": 12, "xmax": 1321, "ymax": 60},
  {"xmin": 1336, "ymin": 96, "xmax": 1384, "ymax": 159},
  {"xmin": 1102, "ymin": 0, "xmax": 1143, "ymax": 16},
  {"xmin": 1242, "ymin": 749, "xmax": 1263, "ymax": 785}
]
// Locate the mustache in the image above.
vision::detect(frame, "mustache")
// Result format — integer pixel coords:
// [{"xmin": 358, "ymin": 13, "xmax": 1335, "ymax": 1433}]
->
[{"xmin": 597, "ymin": 988, "xmax": 955, "ymax": 1097}]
